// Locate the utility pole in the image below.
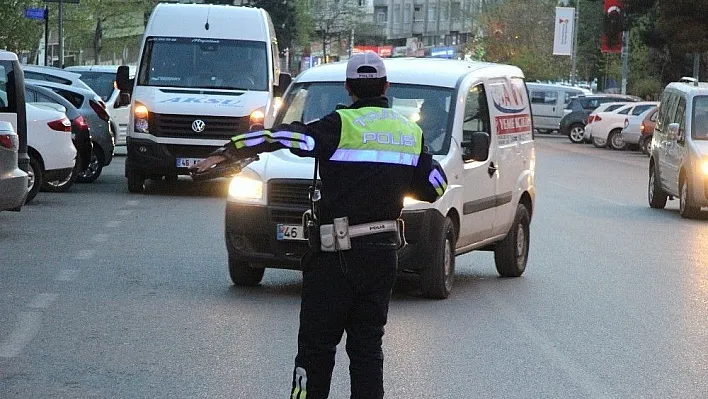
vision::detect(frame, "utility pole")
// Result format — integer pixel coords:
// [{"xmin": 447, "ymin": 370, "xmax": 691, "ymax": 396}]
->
[
  {"xmin": 570, "ymin": 0, "xmax": 579, "ymax": 85},
  {"xmin": 44, "ymin": 6, "xmax": 50, "ymax": 66},
  {"xmin": 620, "ymin": 29, "xmax": 629, "ymax": 94},
  {"xmin": 58, "ymin": 0, "xmax": 64, "ymax": 67}
]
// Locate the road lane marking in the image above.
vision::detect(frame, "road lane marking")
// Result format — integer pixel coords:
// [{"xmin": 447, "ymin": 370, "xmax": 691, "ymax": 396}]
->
[
  {"xmin": 105, "ymin": 220, "xmax": 121, "ymax": 228},
  {"xmin": 92, "ymin": 233, "xmax": 109, "ymax": 243},
  {"xmin": 74, "ymin": 249, "xmax": 96, "ymax": 260},
  {"xmin": 27, "ymin": 293, "xmax": 58, "ymax": 309},
  {"xmin": 55, "ymin": 269, "xmax": 79, "ymax": 282},
  {"xmin": 0, "ymin": 312, "xmax": 41, "ymax": 358}
]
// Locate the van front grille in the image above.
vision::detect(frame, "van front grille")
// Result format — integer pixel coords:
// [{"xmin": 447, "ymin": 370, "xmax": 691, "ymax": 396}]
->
[{"xmin": 150, "ymin": 113, "xmax": 249, "ymax": 139}]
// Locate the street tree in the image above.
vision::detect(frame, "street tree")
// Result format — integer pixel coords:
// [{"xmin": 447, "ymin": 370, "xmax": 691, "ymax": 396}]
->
[
  {"xmin": 0, "ymin": 0, "xmax": 44, "ymax": 57},
  {"xmin": 308, "ymin": 0, "xmax": 367, "ymax": 59}
]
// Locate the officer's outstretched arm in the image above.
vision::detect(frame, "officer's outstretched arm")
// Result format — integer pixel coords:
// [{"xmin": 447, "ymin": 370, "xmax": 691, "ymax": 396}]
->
[{"xmin": 407, "ymin": 151, "xmax": 448, "ymax": 203}]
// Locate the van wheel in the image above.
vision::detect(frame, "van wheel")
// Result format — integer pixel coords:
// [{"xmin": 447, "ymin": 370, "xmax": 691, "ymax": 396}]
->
[
  {"xmin": 568, "ymin": 124, "xmax": 585, "ymax": 143},
  {"xmin": 127, "ymin": 170, "xmax": 145, "ymax": 193},
  {"xmin": 228, "ymin": 257, "xmax": 265, "ymax": 286},
  {"xmin": 494, "ymin": 204, "xmax": 530, "ymax": 277},
  {"xmin": 680, "ymin": 176, "xmax": 701, "ymax": 219},
  {"xmin": 25, "ymin": 154, "xmax": 42, "ymax": 204},
  {"xmin": 592, "ymin": 136, "xmax": 607, "ymax": 148},
  {"xmin": 648, "ymin": 166, "xmax": 667, "ymax": 209},
  {"xmin": 76, "ymin": 146, "xmax": 104, "ymax": 183},
  {"xmin": 608, "ymin": 129, "xmax": 627, "ymax": 150},
  {"xmin": 421, "ymin": 217, "xmax": 455, "ymax": 299}
]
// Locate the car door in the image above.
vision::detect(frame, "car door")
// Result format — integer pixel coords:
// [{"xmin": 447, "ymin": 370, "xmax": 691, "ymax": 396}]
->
[
  {"xmin": 487, "ymin": 77, "xmax": 532, "ymax": 236},
  {"xmin": 665, "ymin": 95, "xmax": 687, "ymax": 193},
  {"xmin": 457, "ymin": 81, "xmax": 497, "ymax": 248},
  {"xmin": 656, "ymin": 92, "xmax": 679, "ymax": 191},
  {"xmin": 529, "ymin": 88, "xmax": 557, "ymax": 130}
]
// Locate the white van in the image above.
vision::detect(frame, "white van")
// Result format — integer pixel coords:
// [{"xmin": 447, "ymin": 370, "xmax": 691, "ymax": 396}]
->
[
  {"xmin": 116, "ymin": 3, "xmax": 291, "ymax": 192},
  {"xmin": 223, "ymin": 58, "xmax": 536, "ymax": 299},
  {"xmin": 526, "ymin": 83, "xmax": 586, "ymax": 133},
  {"xmin": 648, "ymin": 78, "xmax": 708, "ymax": 218}
]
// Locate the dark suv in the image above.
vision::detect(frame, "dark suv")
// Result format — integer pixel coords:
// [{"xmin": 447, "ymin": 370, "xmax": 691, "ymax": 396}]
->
[{"xmin": 560, "ymin": 94, "xmax": 641, "ymax": 143}]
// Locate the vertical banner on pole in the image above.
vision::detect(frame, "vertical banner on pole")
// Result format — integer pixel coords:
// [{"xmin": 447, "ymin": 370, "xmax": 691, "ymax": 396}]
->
[{"xmin": 553, "ymin": 7, "xmax": 575, "ymax": 56}]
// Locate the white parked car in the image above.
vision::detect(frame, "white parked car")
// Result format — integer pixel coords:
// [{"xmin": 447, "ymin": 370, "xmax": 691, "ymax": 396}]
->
[
  {"xmin": 25, "ymin": 103, "xmax": 76, "ymax": 203},
  {"xmin": 621, "ymin": 105, "xmax": 658, "ymax": 153},
  {"xmin": 223, "ymin": 58, "xmax": 536, "ymax": 299},
  {"xmin": 586, "ymin": 101, "xmax": 658, "ymax": 149}
]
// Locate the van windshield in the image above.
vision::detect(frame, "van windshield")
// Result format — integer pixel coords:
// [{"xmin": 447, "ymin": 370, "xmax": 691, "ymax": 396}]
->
[
  {"xmin": 275, "ymin": 82, "xmax": 455, "ymax": 155},
  {"xmin": 692, "ymin": 96, "xmax": 708, "ymax": 140},
  {"xmin": 137, "ymin": 37, "xmax": 268, "ymax": 91}
]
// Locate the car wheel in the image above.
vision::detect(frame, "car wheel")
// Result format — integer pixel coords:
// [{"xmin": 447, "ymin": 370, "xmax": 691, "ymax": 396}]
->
[
  {"xmin": 494, "ymin": 203, "xmax": 530, "ymax": 277},
  {"xmin": 592, "ymin": 136, "xmax": 607, "ymax": 148},
  {"xmin": 568, "ymin": 124, "xmax": 585, "ymax": 144},
  {"xmin": 41, "ymin": 157, "xmax": 78, "ymax": 193},
  {"xmin": 228, "ymin": 257, "xmax": 265, "ymax": 286},
  {"xmin": 421, "ymin": 217, "xmax": 456, "ymax": 299},
  {"xmin": 608, "ymin": 129, "xmax": 627, "ymax": 150},
  {"xmin": 127, "ymin": 170, "xmax": 145, "ymax": 193},
  {"xmin": 76, "ymin": 146, "xmax": 104, "ymax": 183},
  {"xmin": 25, "ymin": 154, "xmax": 42, "ymax": 204},
  {"xmin": 648, "ymin": 165, "xmax": 668, "ymax": 209},
  {"xmin": 679, "ymin": 175, "xmax": 701, "ymax": 219},
  {"xmin": 639, "ymin": 136, "xmax": 650, "ymax": 155}
]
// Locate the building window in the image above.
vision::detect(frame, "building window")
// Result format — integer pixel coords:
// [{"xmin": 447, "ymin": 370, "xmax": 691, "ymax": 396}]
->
[
  {"xmin": 376, "ymin": 8, "xmax": 388, "ymax": 23},
  {"xmin": 393, "ymin": 4, "xmax": 400, "ymax": 23},
  {"xmin": 427, "ymin": 4, "xmax": 437, "ymax": 21},
  {"xmin": 404, "ymin": 4, "xmax": 411, "ymax": 23},
  {"xmin": 358, "ymin": 0, "xmax": 367, "ymax": 6},
  {"xmin": 441, "ymin": 2, "xmax": 449, "ymax": 21},
  {"xmin": 451, "ymin": 2, "xmax": 460, "ymax": 20},
  {"xmin": 413, "ymin": 5, "xmax": 424, "ymax": 22}
]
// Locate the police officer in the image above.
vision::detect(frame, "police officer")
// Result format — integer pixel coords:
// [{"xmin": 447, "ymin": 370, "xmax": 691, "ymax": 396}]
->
[{"xmin": 191, "ymin": 51, "xmax": 447, "ymax": 398}]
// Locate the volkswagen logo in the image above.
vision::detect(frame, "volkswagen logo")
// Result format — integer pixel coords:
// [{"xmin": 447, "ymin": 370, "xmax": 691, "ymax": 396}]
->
[{"xmin": 192, "ymin": 119, "xmax": 206, "ymax": 133}]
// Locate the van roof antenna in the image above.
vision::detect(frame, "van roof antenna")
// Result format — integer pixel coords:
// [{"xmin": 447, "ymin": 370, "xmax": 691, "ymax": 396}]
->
[{"xmin": 204, "ymin": 6, "xmax": 211, "ymax": 30}]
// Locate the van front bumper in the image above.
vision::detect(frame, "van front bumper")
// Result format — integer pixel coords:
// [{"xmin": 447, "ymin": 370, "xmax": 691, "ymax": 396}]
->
[{"xmin": 125, "ymin": 137, "xmax": 221, "ymax": 177}]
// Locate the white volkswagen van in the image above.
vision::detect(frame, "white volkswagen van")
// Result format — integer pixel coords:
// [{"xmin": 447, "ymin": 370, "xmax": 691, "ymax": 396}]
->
[
  {"xmin": 117, "ymin": 3, "xmax": 290, "ymax": 192},
  {"xmin": 648, "ymin": 78, "xmax": 708, "ymax": 218},
  {"xmin": 223, "ymin": 58, "xmax": 536, "ymax": 299}
]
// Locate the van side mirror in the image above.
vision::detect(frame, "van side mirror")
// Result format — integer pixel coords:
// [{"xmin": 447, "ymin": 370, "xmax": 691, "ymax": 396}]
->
[
  {"xmin": 274, "ymin": 73, "xmax": 292, "ymax": 97},
  {"xmin": 667, "ymin": 123, "xmax": 680, "ymax": 141},
  {"xmin": 461, "ymin": 131, "xmax": 490, "ymax": 162},
  {"xmin": 116, "ymin": 65, "xmax": 131, "ymax": 92}
]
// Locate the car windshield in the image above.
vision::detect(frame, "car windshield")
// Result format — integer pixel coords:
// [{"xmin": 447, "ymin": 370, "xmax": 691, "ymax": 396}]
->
[
  {"xmin": 275, "ymin": 82, "xmax": 455, "ymax": 155},
  {"xmin": 692, "ymin": 96, "xmax": 708, "ymax": 140},
  {"xmin": 137, "ymin": 36, "xmax": 268, "ymax": 91},
  {"xmin": 75, "ymin": 72, "xmax": 115, "ymax": 101}
]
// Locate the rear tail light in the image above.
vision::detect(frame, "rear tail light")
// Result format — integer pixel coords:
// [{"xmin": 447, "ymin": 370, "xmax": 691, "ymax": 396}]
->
[
  {"xmin": 588, "ymin": 115, "xmax": 595, "ymax": 123},
  {"xmin": 74, "ymin": 115, "xmax": 89, "ymax": 131},
  {"xmin": 594, "ymin": 115, "xmax": 602, "ymax": 122},
  {"xmin": 90, "ymin": 99, "xmax": 111, "ymax": 122},
  {"xmin": 47, "ymin": 117, "xmax": 72, "ymax": 132},
  {"xmin": 0, "ymin": 134, "xmax": 18, "ymax": 150}
]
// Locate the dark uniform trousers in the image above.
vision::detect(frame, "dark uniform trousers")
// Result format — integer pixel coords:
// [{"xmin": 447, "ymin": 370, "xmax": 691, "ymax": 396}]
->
[{"xmin": 292, "ymin": 246, "xmax": 398, "ymax": 399}]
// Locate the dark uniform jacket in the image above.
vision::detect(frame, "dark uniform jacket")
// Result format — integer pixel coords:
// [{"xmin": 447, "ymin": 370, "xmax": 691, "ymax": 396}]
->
[{"xmin": 223, "ymin": 96, "xmax": 447, "ymax": 226}]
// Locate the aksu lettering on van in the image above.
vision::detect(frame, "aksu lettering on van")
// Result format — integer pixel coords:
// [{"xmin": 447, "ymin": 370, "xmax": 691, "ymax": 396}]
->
[{"xmin": 159, "ymin": 97, "xmax": 244, "ymax": 107}]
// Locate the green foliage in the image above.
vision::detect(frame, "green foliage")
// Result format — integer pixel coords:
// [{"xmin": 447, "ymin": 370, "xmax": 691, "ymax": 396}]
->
[{"xmin": 0, "ymin": 0, "xmax": 45, "ymax": 55}]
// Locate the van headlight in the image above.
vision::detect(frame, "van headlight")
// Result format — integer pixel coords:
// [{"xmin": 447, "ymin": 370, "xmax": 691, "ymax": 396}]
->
[
  {"xmin": 403, "ymin": 196, "xmax": 423, "ymax": 207},
  {"xmin": 228, "ymin": 175, "xmax": 264, "ymax": 202},
  {"xmin": 133, "ymin": 102, "xmax": 149, "ymax": 133},
  {"xmin": 701, "ymin": 158, "xmax": 708, "ymax": 175}
]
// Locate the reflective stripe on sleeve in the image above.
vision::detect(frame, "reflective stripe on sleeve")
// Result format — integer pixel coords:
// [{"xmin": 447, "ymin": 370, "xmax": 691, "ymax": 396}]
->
[
  {"xmin": 330, "ymin": 148, "xmax": 420, "ymax": 166},
  {"xmin": 232, "ymin": 130, "xmax": 315, "ymax": 151},
  {"xmin": 429, "ymin": 169, "xmax": 447, "ymax": 196}
]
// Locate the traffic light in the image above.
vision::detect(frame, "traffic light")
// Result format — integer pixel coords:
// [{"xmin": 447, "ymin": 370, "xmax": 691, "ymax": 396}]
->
[{"xmin": 601, "ymin": 0, "xmax": 625, "ymax": 53}]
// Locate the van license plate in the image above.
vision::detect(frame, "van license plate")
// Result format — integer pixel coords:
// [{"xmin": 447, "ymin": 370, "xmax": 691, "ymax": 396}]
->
[
  {"xmin": 176, "ymin": 158, "xmax": 204, "ymax": 168},
  {"xmin": 277, "ymin": 224, "xmax": 307, "ymax": 241}
]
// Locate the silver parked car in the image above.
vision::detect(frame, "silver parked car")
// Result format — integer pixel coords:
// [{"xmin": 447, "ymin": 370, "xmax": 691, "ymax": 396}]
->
[
  {"xmin": 0, "ymin": 121, "xmax": 28, "ymax": 211},
  {"xmin": 26, "ymin": 79, "xmax": 114, "ymax": 183}
]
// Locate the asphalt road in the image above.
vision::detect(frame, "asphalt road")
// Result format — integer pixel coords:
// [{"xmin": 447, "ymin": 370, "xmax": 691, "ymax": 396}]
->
[{"xmin": 2, "ymin": 136, "xmax": 708, "ymax": 398}]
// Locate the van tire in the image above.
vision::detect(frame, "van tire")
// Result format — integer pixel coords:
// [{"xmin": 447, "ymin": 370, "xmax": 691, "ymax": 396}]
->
[
  {"xmin": 229, "ymin": 257, "xmax": 265, "ymax": 286},
  {"xmin": 421, "ymin": 217, "xmax": 456, "ymax": 299},
  {"xmin": 25, "ymin": 154, "xmax": 42, "ymax": 204},
  {"xmin": 127, "ymin": 171, "xmax": 145, "ymax": 193},
  {"xmin": 608, "ymin": 129, "xmax": 627, "ymax": 150},
  {"xmin": 679, "ymin": 175, "xmax": 701, "ymax": 219},
  {"xmin": 494, "ymin": 204, "xmax": 530, "ymax": 278},
  {"xmin": 568, "ymin": 124, "xmax": 585, "ymax": 143},
  {"xmin": 648, "ymin": 165, "xmax": 667, "ymax": 209}
]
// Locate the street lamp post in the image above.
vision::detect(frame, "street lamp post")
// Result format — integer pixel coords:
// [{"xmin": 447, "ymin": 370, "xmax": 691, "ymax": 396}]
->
[{"xmin": 570, "ymin": 0, "xmax": 579, "ymax": 86}]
